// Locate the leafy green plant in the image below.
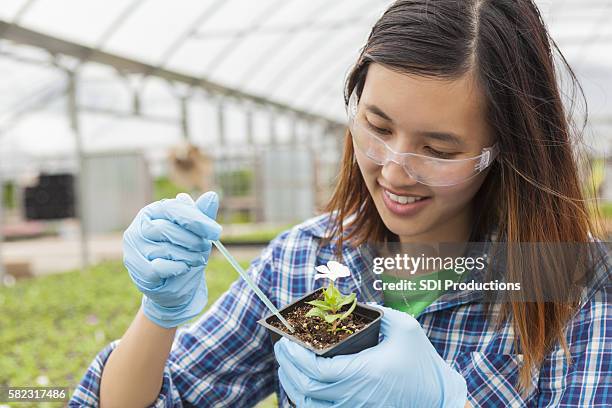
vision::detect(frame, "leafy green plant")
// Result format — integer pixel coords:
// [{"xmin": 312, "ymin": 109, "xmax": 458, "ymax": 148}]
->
[{"xmin": 304, "ymin": 281, "xmax": 357, "ymax": 334}]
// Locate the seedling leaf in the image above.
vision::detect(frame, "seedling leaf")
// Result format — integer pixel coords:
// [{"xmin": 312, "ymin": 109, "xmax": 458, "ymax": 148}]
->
[
  {"xmin": 324, "ymin": 313, "xmax": 342, "ymax": 324},
  {"xmin": 305, "ymin": 300, "xmax": 334, "ymax": 311},
  {"xmin": 305, "ymin": 307, "xmax": 327, "ymax": 319},
  {"xmin": 339, "ymin": 296, "xmax": 357, "ymax": 321},
  {"xmin": 337, "ymin": 293, "xmax": 356, "ymax": 308}
]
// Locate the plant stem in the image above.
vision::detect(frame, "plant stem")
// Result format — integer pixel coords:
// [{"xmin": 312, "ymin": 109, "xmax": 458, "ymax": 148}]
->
[{"xmin": 328, "ymin": 281, "xmax": 337, "ymax": 313}]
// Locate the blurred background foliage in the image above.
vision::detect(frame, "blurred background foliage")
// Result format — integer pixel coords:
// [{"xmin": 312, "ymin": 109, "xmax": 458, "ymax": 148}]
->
[{"xmin": 0, "ymin": 257, "xmax": 277, "ymax": 408}]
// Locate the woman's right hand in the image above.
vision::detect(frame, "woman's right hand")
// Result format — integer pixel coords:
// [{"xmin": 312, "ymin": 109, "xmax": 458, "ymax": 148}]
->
[{"xmin": 123, "ymin": 191, "xmax": 222, "ymax": 328}]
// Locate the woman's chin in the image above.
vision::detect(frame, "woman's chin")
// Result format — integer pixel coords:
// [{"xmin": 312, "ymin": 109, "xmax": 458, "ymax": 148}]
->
[
  {"xmin": 380, "ymin": 218, "xmax": 431, "ymax": 241},
  {"xmin": 371, "ymin": 197, "xmax": 441, "ymax": 242}
]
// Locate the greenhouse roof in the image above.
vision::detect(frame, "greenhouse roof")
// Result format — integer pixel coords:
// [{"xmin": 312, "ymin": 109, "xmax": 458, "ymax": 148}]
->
[{"xmin": 0, "ymin": 0, "xmax": 610, "ymax": 161}]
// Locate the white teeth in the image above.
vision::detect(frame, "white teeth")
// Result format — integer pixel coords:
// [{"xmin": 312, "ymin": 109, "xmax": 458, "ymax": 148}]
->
[{"xmin": 386, "ymin": 191, "xmax": 425, "ymax": 204}]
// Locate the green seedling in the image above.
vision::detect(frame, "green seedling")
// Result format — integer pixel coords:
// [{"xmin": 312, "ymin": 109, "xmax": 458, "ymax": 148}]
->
[{"xmin": 304, "ymin": 281, "xmax": 357, "ymax": 334}]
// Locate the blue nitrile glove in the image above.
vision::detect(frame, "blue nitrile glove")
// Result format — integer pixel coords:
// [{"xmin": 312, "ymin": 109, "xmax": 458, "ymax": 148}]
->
[
  {"xmin": 274, "ymin": 306, "xmax": 468, "ymax": 408},
  {"xmin": 123, "ymin": 191, "xmax": 222, "ymax": 328}
]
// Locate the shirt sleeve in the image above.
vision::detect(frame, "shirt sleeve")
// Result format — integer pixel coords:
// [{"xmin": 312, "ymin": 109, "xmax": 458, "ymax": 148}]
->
[
  {"xmin": 69, "ymin": 233, "xmax": 286, "ymax": 407},
  {"xmin": 536, "ymin": 271, "xmax": 611, "ymax": 407},
  {"xmin": 68, "ymin": 338, "xmax": 181, "ymax": 407}
]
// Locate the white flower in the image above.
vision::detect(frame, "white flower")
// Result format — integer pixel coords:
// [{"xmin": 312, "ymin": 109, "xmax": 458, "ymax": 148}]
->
[{"xmin": 314, "ymin": 261, "xmax": 351, "ymax": 281}]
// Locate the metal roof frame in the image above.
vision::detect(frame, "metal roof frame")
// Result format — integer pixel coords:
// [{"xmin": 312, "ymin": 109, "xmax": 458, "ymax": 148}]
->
[{"xmin": 0, "ymin": 19, "xmax": 342, "ymax": 127}]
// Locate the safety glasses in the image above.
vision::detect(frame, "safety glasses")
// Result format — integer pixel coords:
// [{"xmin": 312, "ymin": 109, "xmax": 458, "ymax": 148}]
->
[{"xmin": 347, "ymin": 90, "xmax": 499, "ymax": 187}]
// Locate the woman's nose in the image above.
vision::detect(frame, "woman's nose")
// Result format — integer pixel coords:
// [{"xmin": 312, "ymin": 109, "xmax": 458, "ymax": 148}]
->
[{"xmin": 381, "ymin": 160, "xmax": 419, "ymax": 186}]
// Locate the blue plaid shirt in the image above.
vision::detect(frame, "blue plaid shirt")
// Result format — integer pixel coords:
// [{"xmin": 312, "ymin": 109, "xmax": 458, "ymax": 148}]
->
[{"xmin": 70, "ymin": 213, "xmax": 611, "ymax": 407}]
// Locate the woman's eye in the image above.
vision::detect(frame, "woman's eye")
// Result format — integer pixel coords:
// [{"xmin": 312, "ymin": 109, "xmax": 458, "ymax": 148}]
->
[
  {"xmin": 366, "ymin": 121, "xmax": 391, "ymax": 135},
  {"xmin": 424, "ymin": 146, "xmax": 455, "ymax": 159}
]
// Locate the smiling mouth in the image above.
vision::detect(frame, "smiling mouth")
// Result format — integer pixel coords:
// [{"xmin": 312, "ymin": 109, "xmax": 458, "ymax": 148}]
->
[
  {"xmin": 379, "ymin": 183, "xmax": 430, "ymax": 202},
  {"xmin": 384, "ymin": 190, "xmax": 428, "ymax": 204}
]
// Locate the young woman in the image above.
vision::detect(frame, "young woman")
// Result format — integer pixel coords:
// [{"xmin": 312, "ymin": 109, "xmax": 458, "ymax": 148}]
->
[{"xmin": 70, "ymin": 1, "xmax": 610, "ymax": 407}]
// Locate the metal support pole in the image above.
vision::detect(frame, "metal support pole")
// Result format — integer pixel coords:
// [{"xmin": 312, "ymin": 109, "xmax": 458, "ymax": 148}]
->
[
  {"xmin": 180, "ymin": 96, "xmax": 190, "ymax": 140},
  {"xmin": 0, "ymin": 168, "xmax": 5, "ymax": 283},
  {"xmin": 290, "ymin": 116, "xmax": 298, "ymax": 147},
  {"xmin": 245, "ymin": 109, "xmax": 254, "ymax": 146},
  {"xmin": 306, "ymin": 121, "xmax": 320, "ymax": 212},
  {"xmin": 132, "ymin": 90, "xmax": 141, "ymax": 116},
  {"xmin": 217, "ymin": 100, "xmax": 226, "ymax": 148},
  {"xmin": 307, "ymin": 121, "xmax": 317, "ymax": 150},
  {"xmin": 67, "ymin": 71, "xmax": 89, "ymax": 270},
  {"xmin": 269, "ymin": 109, "xmax": 277, "ymax": 146}
]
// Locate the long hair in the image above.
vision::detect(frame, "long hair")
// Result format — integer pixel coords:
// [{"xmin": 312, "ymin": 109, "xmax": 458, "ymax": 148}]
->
[{"xmin": 321, "ymin": 0, "xmax": 602, "ymax": 391}]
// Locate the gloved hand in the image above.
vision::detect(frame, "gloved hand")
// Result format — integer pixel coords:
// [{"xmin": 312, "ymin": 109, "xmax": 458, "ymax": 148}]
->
[
  {"xmin": 274, "ymin": 306, "xmax": 468, "ymax": 408},
  {"xmin": 123, "ymin": 191, "xmax": 222, "ymax": 328}
]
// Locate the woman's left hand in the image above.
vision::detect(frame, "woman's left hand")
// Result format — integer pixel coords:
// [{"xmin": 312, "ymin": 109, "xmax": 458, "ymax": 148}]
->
[{"xmin": 273, "ymin": 306, "xmax": 468, "ymax": 408}]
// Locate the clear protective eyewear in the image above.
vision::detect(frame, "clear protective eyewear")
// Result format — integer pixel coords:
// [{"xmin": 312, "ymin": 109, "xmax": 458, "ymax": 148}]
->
[{"xmin": 347, "ymin": 90, "xmax": 499, "ymax": 187}]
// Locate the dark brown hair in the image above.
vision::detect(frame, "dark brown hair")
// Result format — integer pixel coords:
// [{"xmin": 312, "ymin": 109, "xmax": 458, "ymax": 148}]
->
[{"xmin": 321, "ymin": 0, "xmax": 602, "ymax": 391}]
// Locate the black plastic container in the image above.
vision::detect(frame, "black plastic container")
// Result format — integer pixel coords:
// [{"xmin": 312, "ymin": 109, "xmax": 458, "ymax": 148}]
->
[
  {"xmin": 258, "ymin": 287, "xmax": 384, "ymax": 357},
  {"xmin": 259, "ymin": 288, "xmax": 383, "ymax": 406}
]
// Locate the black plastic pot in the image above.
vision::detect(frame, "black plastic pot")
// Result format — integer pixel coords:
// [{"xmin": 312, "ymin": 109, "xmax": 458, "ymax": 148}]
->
[
  {"xmin": 258, "ymin": 287, "xmax": 384, "ymax": 357},
  {"xmin": 258, "ymin": 288, "xmax": 383, "ymax": 406}
]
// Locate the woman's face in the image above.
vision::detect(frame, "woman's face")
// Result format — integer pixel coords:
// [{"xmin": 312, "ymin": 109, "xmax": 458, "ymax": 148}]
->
[{"xmin": 354, "ymin": 63, "xmax": 495, "ymax": 243}]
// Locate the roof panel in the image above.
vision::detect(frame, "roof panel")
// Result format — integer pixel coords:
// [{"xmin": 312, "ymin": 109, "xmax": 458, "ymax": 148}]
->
[
  {"xmin": 192, "ymin": 32, "xmax": 285, "ymax": 87},
  {"xmin": 197, "ymin": 0, "xmax": 283, "ymax": 32},
  {"xmin": 164, "ymin": 36, "xmax": 237, "ymax": 78},
  {"xmin": 102, "ymin": 0, "xmax": 212, "ymax": 64},
  {"xmin": 232, "ymin": 29, "xmax": 330, "ymax": 89},
  {"xmin": 18, "ymin": 0, "xmax": 128, "ymax": 46},
  {"xmin": 0, "ymin": 56, "xmax": 64, "ymax": 118},
  {"xmin": 247, "ymin": 26, "xmax": 363, "ymax": 100},
  {"xmin": 262, "ymin": 0, "xmax": 331, "ymax": 27},
  {"xmin": 0, "ymin": 0, "xmax": 29, "ymax": 21}
]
